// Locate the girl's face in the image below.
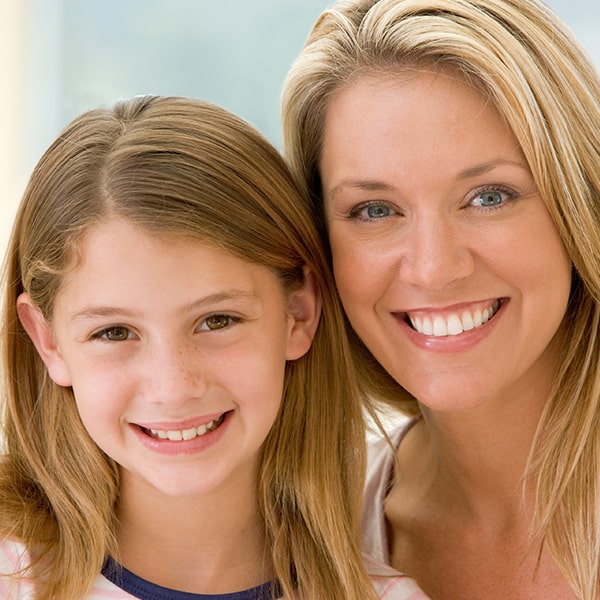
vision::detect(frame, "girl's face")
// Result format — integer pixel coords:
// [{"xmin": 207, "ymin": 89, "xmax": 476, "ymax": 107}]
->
[
  {"xmin": 319, "ymin": 69, "xmax": 571, "ymax": 413},
  {"xmin": 19, "ymin": 218, "xmax": 318, "ymax": 499}
]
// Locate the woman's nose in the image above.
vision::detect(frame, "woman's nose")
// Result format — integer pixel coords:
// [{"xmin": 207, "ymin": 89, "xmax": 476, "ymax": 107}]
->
[{"xmin": 397, "ymin": 215, "xmax": 475, "ymax": 290}]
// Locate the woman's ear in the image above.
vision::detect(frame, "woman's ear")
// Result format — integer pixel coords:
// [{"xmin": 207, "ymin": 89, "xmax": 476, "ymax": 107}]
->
[
  {"xmin": 285, "ymin": 267, "xmax": 323, "ymax": 361},
  {"xmin": 17, "ymin": 293, "xmax": 72, "ymax": 387}
]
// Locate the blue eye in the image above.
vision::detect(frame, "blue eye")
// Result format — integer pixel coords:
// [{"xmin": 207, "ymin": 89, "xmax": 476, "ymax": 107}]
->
[
  {"xmin": 349, "ymin": 202, "xmax": 396, "ymax": 221},
  {"xmin": 470, "ymin": 186, "xmax": 517, "ymax": 210},
  {"xmin": 366, "ymin": 204, "xmax": 391, "ymax": 218},
  {"xmin": 476, "ymin": 190, "xmax": 503, "ymax": 207}
]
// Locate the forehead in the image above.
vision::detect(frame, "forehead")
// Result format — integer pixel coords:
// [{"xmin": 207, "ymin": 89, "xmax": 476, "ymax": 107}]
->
[
  {"xmin": 53, "ymin": 219, "xmax": 282, "ymax": 311},
  {"xmin": 324, "ymin": 68, "xmax": 496, "ymax": 137},
  {"xmin": 320, "ymin": 69, "xmax": 523, "ymax": 191}
]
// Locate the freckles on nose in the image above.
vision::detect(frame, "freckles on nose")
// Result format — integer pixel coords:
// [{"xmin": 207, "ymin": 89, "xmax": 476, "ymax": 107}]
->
[{"xmin": 148, "ymin": 344, "xmax": 204, "ymax": 389}]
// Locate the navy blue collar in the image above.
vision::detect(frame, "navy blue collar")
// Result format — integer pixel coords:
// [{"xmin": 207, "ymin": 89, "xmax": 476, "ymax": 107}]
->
[{"xmin": 102, "ymin": 557, "xmax": 279, "ymax": 599}]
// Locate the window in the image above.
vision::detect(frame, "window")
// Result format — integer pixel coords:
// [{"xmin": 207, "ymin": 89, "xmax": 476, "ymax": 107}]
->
[{"xmin": 1, "ymin": 0, "xmax": 598, "ymax": 255}]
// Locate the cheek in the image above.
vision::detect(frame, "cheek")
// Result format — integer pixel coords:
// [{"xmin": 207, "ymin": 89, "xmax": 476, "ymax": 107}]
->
[
  {"xmin": 527, "ymin": 230, "xmax": 571, "ymax": 323},
  {"xmin": 329, "ymin": 232, "xmax": 388, "ymax": 314},
  {"xmin": 220, "ymin": 341, "xmax": 286, "ymax": 408},
  {"xmin": 493, "ymin": 216, "xmax": 571, "ymax": 297},
  {"xmin": 68, "ymin": 364, "xmax": 129, "ymax": 428}
]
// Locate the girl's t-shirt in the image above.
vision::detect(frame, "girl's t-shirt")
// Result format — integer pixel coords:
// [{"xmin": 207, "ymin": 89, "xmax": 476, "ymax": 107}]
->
[
  {"xmin": 0, "ymin": 539, "xmax": 428, "ymax": 599},
  {"xmin": 100, "ymin": 556, "xmax": 277, "ymax": 599},
  {"xmin": 0, "ymin": 542, "xmax": 275, "ymax": 600}
]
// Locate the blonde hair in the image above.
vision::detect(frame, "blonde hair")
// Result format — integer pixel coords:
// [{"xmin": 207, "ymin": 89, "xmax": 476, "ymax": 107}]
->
[
  {"xmin": 0, "ymin": 96, "xmax": 378, "ymax": 600},
  {"xmin": 282, "ymin": 0, "xmax": 600, "ymax": 598}
]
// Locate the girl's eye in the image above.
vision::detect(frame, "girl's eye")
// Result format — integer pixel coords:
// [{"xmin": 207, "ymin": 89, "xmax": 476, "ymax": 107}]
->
[
  {"xmin": 95, "ymin": 326, "xmax": 132, "ymax": 341},
  {"xmin": 202, "ymin": 314, "xmax": 236, "ymax": 331},
  {"xmin": 349, "ymin": 202, "xmax": 396, "ymax": 221}
]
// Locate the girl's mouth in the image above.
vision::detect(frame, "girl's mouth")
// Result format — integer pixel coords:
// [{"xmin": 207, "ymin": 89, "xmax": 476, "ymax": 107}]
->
[
  {"xmin": 405, "ymin": 299, "xmax": 501, "ymax": 337},
  {"xmin": 140, "ymin": 413, "xmax": 226, "ymax": 441}
]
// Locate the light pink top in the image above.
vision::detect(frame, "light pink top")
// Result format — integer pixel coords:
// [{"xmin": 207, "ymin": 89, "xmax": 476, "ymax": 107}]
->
[{"xmin": 362, "ymin": 417, "xmax": 427, "ymax": 599}]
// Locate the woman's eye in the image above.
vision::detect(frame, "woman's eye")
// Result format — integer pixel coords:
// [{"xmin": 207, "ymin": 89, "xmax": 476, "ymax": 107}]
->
[
  {"xmin": 366, "ymin": 204, "xmax": 391, "ymax": 218},
  {"xmin": 477, "ymin": 191, "xmax": 503, "ymax": 207},
  {"xmin": 350, "ymin": 202, "xmax": 395, "ymax": 221},
  {"xmin": 470, "ymin": 187, "xmax": 515, "ymax": 209},
  {"xmin": 96, "ymin": 326, "xmax": 131, "ymax": 341},
  {"xmin": 202, "ymin": 314, "xmax": 234, "ymax": 331}
]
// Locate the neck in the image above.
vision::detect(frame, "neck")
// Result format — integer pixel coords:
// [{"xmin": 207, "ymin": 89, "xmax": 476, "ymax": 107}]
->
[
  {"xmin": 397, "ymin": 383, "xmax": 549, "ymax": 528},
  {"xmin": 114, "ymin": 472, "xmax": 271, "ymax": 594},
  {"xmin": 427, "ymin": 409, "xmax": 536, "ymax": 515}
]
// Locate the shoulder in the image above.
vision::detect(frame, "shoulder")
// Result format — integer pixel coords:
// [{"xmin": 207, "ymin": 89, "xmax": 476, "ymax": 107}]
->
[
  {"xmin": 0, "ymin": 539, "xmax": 34, "ymax": 599},
  {"xmin": 362, "ymin": 416, "xmax": 418, "ymax": 565},
  {"xmin": 366, "ymin": 555, "xmax": 430, "ymax": 600},
  {"xmin": 365, "ymin": 415, "xmax": 421, "ymax": 494},
  {"xmin": 0, "ymin": 539, "xmax": 30, "ymax": 572}
]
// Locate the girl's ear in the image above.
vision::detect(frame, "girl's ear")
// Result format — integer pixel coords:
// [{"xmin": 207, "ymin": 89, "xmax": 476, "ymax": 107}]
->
[
  {"xmin": 17, "ymin": 293, "xmax": 72, "ymax": 387},
  {"xmin": 285, "ymin": 267, "xmax": 323, "ymax": 361}
]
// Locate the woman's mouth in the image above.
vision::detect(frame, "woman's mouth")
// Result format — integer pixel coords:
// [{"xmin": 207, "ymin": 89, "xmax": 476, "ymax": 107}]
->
[{"xmin": 405, "ymin": 299, "xmax": 501, "ymax": 337}]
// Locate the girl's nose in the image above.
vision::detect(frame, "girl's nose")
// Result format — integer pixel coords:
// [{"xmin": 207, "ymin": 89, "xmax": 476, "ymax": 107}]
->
[{"xmin": 143, "ymin": 340, "xmax": 208, "ymax": 406}]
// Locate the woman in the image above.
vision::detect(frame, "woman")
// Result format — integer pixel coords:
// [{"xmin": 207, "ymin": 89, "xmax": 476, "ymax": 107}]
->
[{"xmin": 281, "ymin": 0, "xmax": 600, "ymax": 598}]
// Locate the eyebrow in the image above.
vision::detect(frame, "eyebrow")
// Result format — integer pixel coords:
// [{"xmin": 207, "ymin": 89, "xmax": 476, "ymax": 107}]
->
[
  {"xmin": 326, "ymin": 159, "xmax": 530, "ymax": 199},
  {"xmin": 457, "ymin": 159, "xmax": 529, "ymax": 179},
  {"xmin": 69, "ymin": 291, "xmax": 262, "ymax": 322},
  {"xmin": 327, "ymin": 180, "xmax": 395, "ymax": 200}
]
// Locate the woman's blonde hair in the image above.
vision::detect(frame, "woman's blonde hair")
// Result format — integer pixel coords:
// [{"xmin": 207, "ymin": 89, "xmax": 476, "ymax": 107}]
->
[
  {"xmin": 0, "ymin": 96, "xmax": 378, "ymax": 600},
  {"xmin": 282, "ymin": 1, "xmax": 600, "ymax": 598}
]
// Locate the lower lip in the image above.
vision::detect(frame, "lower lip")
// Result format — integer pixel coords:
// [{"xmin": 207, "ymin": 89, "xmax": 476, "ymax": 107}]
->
[
  {"xmin": 397, "ymin": 302, "xmax": 505, "ymax": 353},
  {"xmin": 132, "ymin": 413, "xmax": 230, "ymax": 456}
]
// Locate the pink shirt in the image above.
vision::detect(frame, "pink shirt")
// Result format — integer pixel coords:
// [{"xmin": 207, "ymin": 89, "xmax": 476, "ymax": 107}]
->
[{"xmin": 362, "ymin": 417, "xmax": 428, "ymax": 599}]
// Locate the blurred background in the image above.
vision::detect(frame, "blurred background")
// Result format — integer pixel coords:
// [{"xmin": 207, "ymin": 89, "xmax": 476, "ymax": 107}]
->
[{"xmin": 1, "ymin": 0, "xmax": 599, "ymax": 256}]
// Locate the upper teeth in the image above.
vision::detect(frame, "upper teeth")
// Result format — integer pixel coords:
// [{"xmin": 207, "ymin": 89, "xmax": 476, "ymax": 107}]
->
[
  {"xmin": 409, "ymin": 300, "xmax": 499, "ymax": 337},
  {"xmin": 148, "ymin": 415, "xmax": 223, "ymax": 441}
]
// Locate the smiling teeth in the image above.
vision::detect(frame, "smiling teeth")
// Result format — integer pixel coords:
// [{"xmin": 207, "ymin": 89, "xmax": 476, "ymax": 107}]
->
[
  {"xmin": 409, "ymin": 300, "xmax": 499, "ymax": 337},
  {"xmin": 148, "ymin": 415, "xmax": 224, "ymax": 441}
]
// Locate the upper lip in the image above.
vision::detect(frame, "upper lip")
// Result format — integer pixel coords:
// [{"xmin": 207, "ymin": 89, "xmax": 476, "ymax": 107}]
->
[
  {"xmin": 133, "ymin": 412, "xmax": 228, "ymax": 431},
  {"xmin": 395, "ymin": 298, "xmax": 502, "ymax": 315}
]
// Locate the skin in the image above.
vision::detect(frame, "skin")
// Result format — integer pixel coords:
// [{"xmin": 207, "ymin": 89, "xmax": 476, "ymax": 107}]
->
[
  {"xmin": 18, "ymin": 217, "xmax": 320, "ymax": 593},
  {"xmin": 320, "ymin": 69, "xmax": 575, "ymax": 599}
]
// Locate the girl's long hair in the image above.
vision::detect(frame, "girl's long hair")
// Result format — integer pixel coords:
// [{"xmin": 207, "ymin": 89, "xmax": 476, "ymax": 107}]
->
[{"xmin": 0, "ymin": 96, "xmax": 378, "ymax": 600}]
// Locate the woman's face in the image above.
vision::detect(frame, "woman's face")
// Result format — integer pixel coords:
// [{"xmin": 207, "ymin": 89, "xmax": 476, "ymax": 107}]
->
[{"xmin": 319, "ymin": 69, "xmax": 571, "ymax": 412}]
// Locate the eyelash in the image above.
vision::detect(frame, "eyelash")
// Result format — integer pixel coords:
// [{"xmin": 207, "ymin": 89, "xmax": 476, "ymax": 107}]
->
[
  {"xmin": 89, "ymin": 313, "xmax": 242, "ymax": 342},
  {"xmin": 198, "ymin": 314, "xmax": 242, "ymax": 332},
  {"xmin": 91, "ymin": 325, "xmax": 133, "ymax": 342},
  {"xmin": 468, "ymin": 185, "xmax": 518, "ymax": 211},
  {"xmin": 347, "ymin": 201, "xmax": 398, "ymax": 222},
  {"xmin": 346, "ymin": 185, "xmax": 519, "ymax": 222}
]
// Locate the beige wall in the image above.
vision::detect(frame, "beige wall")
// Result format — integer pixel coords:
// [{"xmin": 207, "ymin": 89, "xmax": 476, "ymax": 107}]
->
[{"xmin": 0, "ymin": 2, "xmax": 26, "ymax": 261}]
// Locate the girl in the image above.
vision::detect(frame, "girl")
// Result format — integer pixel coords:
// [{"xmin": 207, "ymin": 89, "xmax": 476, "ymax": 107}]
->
[{"xmin": 0, "ymin": 96, "xmax": 426, "ymax": 599}]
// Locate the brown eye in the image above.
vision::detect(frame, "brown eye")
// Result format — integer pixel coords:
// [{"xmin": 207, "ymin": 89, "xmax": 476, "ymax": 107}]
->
[
  {"xmin": 204, "ymin": 315, "xmax": 232, "ymax": 331},
  {"xmin": 103, "ymin": 326, "xmax": 130, "ymax": 341}
]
